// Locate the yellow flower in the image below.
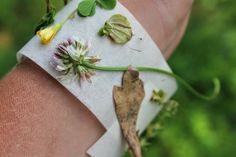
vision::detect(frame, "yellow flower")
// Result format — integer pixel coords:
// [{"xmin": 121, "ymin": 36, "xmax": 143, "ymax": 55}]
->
[{"xmin": 37, "ymin": 23, "xmax": 62, "ymax": 45}]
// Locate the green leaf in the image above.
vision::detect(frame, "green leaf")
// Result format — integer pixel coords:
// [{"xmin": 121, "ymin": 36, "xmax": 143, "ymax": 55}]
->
[
  {"xmin": 90, "ymin": 2, "xmax": 96, "ymax": 16},
  {"xmin": 77, "ymin": 0, "xmax": 96, "ymax": 17},
  {"xmin": 96, "ymin": 0, "xmax": 117, "ymax": 10},
  {"xmin": 34, "ymin": 7, "xmax": 56, "ymax": 34},
  {"xmin": 77, "ymin": 0, "xmax": 116, "ymax": 17},
  {"xmin": 99, "ymin": 14, "xmax": 133, "ymax": 44}
]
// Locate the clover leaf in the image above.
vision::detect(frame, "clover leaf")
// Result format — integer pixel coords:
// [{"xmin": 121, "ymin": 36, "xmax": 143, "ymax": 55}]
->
[
  {"xmin": 96, "ymin": 0, "xmax": 117, "ymax": 10},
  {"xmin": 77, "ymin": 0, "xmax": 96, "ymax": 17},
  {"xmin": 77, "ymin": 0, "xmax": 117, "ymax": 17}
]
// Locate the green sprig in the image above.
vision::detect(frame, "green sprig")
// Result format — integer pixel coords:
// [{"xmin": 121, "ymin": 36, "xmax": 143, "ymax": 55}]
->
[{"xmin": 140, "ymin": 100, "xmax": 179, "ymax": 150}]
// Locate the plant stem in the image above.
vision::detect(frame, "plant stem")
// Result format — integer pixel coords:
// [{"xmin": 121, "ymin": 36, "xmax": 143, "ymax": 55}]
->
[
  {"xmin": 45, "ymin": 0, "xmax": 52, "ymax": 13},
  {"xmin": 64, "ymin": 0, "xmax": 68, "ymax": 5},
  {"xmin": 83, "ymin": 62, "xmax": 221, "ymax": 101},
  {"xmin": 61, "ymin": 9, "xmax": 77, "ymax": 25}
]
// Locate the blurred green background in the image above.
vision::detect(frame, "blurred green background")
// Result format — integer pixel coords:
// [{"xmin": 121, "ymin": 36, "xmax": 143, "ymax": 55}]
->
[{"xmin": 0, "ymin": 0, "xmax": 235, "ymax": 157}]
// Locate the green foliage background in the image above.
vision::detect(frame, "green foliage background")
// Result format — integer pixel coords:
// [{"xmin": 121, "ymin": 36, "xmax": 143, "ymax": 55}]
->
[{"xmin": 0, "ymin": 0, "xmax": 235, "ymax": 156}]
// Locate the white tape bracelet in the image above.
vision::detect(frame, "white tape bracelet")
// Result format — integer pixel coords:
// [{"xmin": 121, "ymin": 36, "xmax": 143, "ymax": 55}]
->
[{"xmin": 17, "ymin": 0, "xmax": 177, "ymax": 156}]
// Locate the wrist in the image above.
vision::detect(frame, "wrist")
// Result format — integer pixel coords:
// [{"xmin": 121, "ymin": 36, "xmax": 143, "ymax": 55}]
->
[{"xmin": 1, "ymin": 59, "xmax": 105, "ymax": 157}]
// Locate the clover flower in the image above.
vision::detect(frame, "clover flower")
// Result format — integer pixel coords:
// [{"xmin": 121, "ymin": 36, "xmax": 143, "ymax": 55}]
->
[{"xmin": 50, "ymin": 37, "xmax": 100, "ymax": 83}]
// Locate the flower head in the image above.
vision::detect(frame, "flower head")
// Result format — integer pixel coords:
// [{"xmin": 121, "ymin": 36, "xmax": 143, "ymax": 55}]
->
[
  {"xmin": 150, "ymin": 89, "xmax": 166, "ymax": 104},
  {"xmin": 37, "ymin": 23, "xmax": 62, "ymax": 44},
  {"xmin": 51, "ymin": 37, "xmax": 100, "ymax": 83}
]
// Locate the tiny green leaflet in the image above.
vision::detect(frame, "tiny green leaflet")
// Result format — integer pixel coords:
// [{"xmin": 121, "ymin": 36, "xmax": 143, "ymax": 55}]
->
[
  {"xmin": 77, "ymin": 0, "xmax": 96, "ymax": 17},
  {"xmin": 77, "ymin": 0, "xmax": 117, "ymax": 17},
  {"xmin": 98, "ymin": 14, "xmax": 133, "ymax": 44},
  {"xmin": 96, "ymin": 0, "xmax": 117, "ymax": 9}
]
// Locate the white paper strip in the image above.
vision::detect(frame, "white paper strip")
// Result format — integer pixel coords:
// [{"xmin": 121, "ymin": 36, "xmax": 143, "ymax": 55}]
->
[{"xmin": 17, "ymin": 0, "xmax": 177, "ymax": 156}]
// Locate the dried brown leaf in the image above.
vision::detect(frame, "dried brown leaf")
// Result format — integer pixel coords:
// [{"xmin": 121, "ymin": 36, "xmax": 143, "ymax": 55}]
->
[{"xmin": 113, "ymin": 69, "xmax": 145, "ymax": 157}]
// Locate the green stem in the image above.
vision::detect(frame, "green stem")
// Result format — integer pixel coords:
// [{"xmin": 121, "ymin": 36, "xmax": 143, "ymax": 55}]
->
[
  {"xmin": 61, "ymin": 9, "xmax": 77, "ymax": 25},
  {"xmin": 83, "ymin": 62, "xmax": 221, "ymax": 101}
]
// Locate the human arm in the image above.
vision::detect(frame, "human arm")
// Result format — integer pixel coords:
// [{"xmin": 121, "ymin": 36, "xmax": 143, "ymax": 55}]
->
[{"xmin": 0, "ymin": 0, "xmax": 193, "ymax": 156}]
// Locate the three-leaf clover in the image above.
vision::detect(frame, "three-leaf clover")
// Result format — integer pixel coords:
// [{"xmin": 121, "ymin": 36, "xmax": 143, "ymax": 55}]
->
[{"xmin": 77, "ymin": 0, "xmax": 117, "ymax": 17}]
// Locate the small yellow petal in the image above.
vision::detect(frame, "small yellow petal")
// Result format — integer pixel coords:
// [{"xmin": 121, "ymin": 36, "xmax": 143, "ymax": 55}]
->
[{"xmin": 37, "ymin": 23, "xmax": 62, "ymax": 45}]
